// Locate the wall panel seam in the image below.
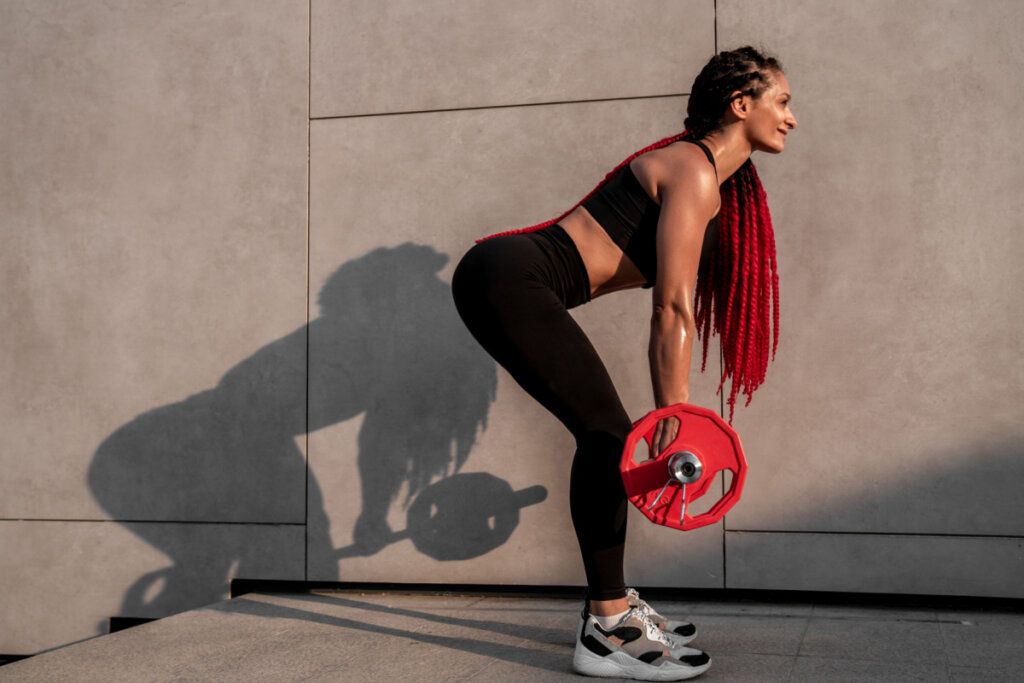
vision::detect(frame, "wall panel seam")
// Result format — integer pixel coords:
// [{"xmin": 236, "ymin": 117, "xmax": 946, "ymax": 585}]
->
[
  {"xmin": 725, "ymin": 529, "xmax": 1024, "ymax": 540},
  {"xmin": 312, "ymin": 93, "xmax": 690, "ymax": 121},
  {"xmin": 304, "ymin": 0, "xmax": 313, "ymax": 587},
  {"xmin": 0, "ymin": 519, "xmax": 307, "ymax": 526},
  {"xmin": 713, "ymin": 0, "xmax": 717, "ymax": 53}
]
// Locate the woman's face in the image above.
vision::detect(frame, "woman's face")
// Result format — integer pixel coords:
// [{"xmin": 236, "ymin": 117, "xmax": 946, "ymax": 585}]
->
[{"xmin": 746, "ymin": 71, "xmax": 797, "ymax": 153}]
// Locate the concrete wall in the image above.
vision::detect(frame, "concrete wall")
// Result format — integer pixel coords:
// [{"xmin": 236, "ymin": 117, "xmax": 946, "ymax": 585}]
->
[
  {"xmin": 1, "ymin": 0, "xmax": 309, "ymax": 654},
  {"xmin": 717, "ymin": 0, "xmax": 1024, "ymax": 595},
  {"xmin": 2, "ymin": 0, "xmax": 1021, "ymax": 655}
]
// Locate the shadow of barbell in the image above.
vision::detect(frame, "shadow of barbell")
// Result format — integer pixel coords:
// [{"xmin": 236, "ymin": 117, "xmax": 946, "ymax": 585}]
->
[{"xmin": 335, "ymin": 472, "xmax": 547, "ymax": 561}]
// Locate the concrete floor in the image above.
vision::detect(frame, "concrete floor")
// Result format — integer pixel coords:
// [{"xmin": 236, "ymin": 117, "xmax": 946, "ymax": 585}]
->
[{"xmin": 2, "ymin": 591, "xmax": 1022, "ymax": 681}]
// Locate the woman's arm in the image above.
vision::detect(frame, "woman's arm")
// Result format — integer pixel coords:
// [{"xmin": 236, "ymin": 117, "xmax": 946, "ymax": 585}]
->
[{"xmin": 648, "ymin": 157, "xmax": 720, "ymax": 453}]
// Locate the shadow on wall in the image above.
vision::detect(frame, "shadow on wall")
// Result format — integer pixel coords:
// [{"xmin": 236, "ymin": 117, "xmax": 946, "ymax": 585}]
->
[{"xmin": 87, "ymin": 243, "xmax": 541, "ymax": 621}]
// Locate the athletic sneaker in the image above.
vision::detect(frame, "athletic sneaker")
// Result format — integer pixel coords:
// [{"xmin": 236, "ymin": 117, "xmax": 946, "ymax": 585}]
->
[
  {"xmin": 626, "ymin": 587, "xmax": 698, "ymax": 645},
  {"xmin": 573, "ymin": 606, "xmax": 712, "ymax": 680}
]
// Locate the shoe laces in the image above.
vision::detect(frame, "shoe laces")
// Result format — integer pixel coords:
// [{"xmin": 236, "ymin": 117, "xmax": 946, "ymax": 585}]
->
[
  {"xmin": 633, "ymin": 597, "xmax": 656, "ymax": 620},
  {"xmin": 633, "ymin": 609, "xmax": 676, "ymax": 648},
  {"xmin": 626, "ymin": 588, "xmax": 663, "ymax": 620}
]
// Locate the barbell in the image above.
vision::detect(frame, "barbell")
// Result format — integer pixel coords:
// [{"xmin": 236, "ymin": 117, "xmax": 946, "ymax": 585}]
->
[{"xmin": 335, "ymin": 472, "xmax": 547, "ymax": 561}]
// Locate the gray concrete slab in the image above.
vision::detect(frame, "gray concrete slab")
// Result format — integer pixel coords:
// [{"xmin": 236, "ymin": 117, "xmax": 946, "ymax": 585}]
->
[
  {"xmin": 0, "ymin": 0, "xmax": 309, "ymax": 524},
  {"xmin": 798, "ymin": 617, "xmax": 946, "ymax": 664},
  {"xmin": 702, "ymin": 652, "xmax": 795, "ymax": 683},
  {"xmin": 691, "ymin": 614, "xmax": 807, "ymax": 657},
  {"xmin": 938, "ymin": 611, "xmax": 1024, "ymax": 670},
  {"xmin": 3, "ymin": 592, "xmax": 1021, "ymax": 681},
  {"xmin": 717, "ymin": 0, "xmax": 1024, "ymax": 539},
  {"xmin": 310, "ymin": 0, "xmax": 714, "ymax": 117},
  {"xmin": 950, "ymin": 667, "xmax": 1024, "ymax": 683},
  {"xmin": 788, "ymin": 657, "xmax": 949, "ymax": 683},
  {"xmin": 726, "ymin": 531, "xmax": 1024, "ymax": 598},
  {"xmin": 0, "ymin": 520, "xmax": 305, "ymax": 655}
]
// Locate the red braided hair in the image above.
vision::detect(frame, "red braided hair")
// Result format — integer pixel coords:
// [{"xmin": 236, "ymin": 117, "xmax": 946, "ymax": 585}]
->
[
  {"xmin": 694, "ymin": 159, "xmax": 779, "ymax": 421},
  {"xmin": 477, "ymin": 47, "xmax": 784, "ymax": 421},
  {"xmin": 475, "ymin": 130, "xmax": 689, "ymax": 243}
]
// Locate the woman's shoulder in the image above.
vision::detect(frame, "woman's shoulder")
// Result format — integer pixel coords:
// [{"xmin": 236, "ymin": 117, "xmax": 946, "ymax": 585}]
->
[{"xmin": 633, "ymin": 141, "xmax": 718, "ymax": 204}]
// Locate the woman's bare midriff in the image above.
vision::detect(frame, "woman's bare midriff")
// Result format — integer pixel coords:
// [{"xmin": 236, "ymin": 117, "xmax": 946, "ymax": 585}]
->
[
  {"xmin": 560, "ymin": 157, "xmax": 663, "ymax": 298},
  {"xmin": 559, "ymin": 207, "xmax": 647, "ymax": 298}
]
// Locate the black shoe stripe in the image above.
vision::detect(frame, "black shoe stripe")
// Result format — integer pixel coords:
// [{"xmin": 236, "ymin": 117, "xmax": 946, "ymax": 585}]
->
[
  {"xmin": 679, "ymin": 652, "xmax": 711, "ymax": 667},
  {"xmin": 581, "ymin": 634, "xmax": 613, "ymax": 657},
  {"xmin": 674, "ymin": 623, "xmax": 697, "ymax": 637},
  {"xmin": 593, "ymin": 623, "xmax": 643, "ymax": 643},
  {"xmin": 638, "ymin": 650, "xmax": 666, "ymax": 664}
]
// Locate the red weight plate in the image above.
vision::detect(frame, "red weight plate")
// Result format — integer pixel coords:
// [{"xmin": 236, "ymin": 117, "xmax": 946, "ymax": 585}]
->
[{"xmin": 620, "ymin": 404, "xmax": 746, "ymax": 531}]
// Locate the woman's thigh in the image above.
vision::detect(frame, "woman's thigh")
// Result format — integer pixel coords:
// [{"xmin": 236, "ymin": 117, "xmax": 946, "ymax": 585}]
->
[{"xmin": 452, "ymin": 239, "xmax": 631, "ymax": 440}]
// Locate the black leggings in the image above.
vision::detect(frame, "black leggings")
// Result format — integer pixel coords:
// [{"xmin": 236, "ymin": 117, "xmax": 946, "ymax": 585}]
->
[{"xmin": 451, "ymin": 225, "xmax": 632, "ymax": 600}]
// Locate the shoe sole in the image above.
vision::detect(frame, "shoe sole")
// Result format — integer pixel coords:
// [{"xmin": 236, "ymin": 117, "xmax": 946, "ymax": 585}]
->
[{"xmin": 572, "ymin": 641, "xmax": 711, "ymax": 680}]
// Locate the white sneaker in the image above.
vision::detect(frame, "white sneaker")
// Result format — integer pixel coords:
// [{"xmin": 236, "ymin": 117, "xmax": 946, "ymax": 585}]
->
[{"xmin": 573, "ymin": 605, "xmax": 711, "ymax": 680}]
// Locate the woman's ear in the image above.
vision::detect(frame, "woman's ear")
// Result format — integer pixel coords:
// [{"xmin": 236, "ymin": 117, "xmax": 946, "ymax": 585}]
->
[{"xmin": 728, "ymin": 91, "xmax": 752, "ymax": 121}]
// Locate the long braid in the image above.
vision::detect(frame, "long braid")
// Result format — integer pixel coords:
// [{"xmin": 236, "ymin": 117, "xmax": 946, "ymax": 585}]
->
[
  {"xmin": 757, "ymin": 179, "xmax": 773, "ymax": 373},
  {"xmin": 713, "ymin": 174, "xmax": 743, "ymax": 392},
  {"xmin": 701, "ymin": 160, "xmax": 780, "ymax": 421},
  {"xmin": 744, "ymin": 166, "xmax": 763, "ymax": 404},
  {"xmin": 693, "ymin": 210, "xmax": 717, "ymax": 373},
  {"xmin": 477, "ymin": 46, "xmax": 784, "ymax": 421},
  {"xmin": 727, "ymin": 168, "xmax": 754, "ymax": 417},
  {"xmin": 762, "ymin": 177, "xmax": 781, "ymax": 359}
]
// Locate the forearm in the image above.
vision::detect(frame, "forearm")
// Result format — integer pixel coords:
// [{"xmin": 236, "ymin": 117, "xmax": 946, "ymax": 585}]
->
[{"xmin": 648, "ymin": 307, "xmax": 696, "ymax": 407}]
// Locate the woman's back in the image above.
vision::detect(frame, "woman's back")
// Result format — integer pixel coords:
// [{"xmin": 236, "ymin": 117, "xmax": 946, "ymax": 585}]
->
[{"xmin": 560, "ymin": 140, "xmax": 721, "ymax": 298}]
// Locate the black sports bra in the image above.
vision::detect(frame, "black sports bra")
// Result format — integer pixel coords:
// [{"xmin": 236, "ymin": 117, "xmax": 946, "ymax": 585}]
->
[{"xmin": 581, "ymin": 140, "xmax": 716, "ymax": 286}]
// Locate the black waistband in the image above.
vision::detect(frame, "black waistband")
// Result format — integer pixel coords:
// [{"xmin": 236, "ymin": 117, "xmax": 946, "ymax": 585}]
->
[{"xmin": 530, "ymin": 225, "xmax": 591, "ymax": 308}]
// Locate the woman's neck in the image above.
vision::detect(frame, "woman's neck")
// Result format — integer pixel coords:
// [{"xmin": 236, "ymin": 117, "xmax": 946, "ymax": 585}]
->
[{"xmin": 701, "ymin": 125, "xmax": 754, "ymax": 184}]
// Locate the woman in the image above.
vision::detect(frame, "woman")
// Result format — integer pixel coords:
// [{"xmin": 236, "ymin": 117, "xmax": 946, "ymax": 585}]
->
[{"xmin": 452, "ymin": 47, "xmax": 796, "ymax": 680}]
